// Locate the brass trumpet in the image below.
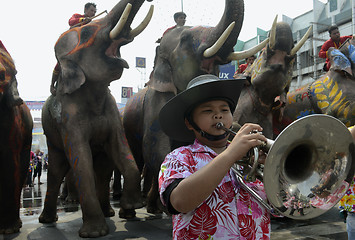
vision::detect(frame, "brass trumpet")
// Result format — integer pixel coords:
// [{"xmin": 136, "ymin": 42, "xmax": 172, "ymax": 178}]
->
[{"xmin": 217, "ymin": 114, "xmax": 355, "ymax": 219}]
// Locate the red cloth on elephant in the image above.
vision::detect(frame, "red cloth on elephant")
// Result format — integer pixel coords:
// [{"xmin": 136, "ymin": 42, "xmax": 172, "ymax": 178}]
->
[
  {"xmin": 318, "ymin": 35, "xmax": 352, "ymax": 71},
  {"xmin": 68, "ymin": 13, "xmax": 86, "ymax": 27},
  {"xmin": 159, "ymin": 139, "xmax": 271, "ymax": 240}
]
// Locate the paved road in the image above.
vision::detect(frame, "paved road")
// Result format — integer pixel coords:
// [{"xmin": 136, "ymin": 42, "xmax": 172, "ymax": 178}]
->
[{"xmin": 0, "ymin": 171, "xmax": 348, "ymax": 240}]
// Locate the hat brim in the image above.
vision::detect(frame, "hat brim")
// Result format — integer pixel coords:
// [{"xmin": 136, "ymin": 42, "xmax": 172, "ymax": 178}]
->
[{"xmin": 159, "ymin": 79, "xmax": 245, "ymax": 142}]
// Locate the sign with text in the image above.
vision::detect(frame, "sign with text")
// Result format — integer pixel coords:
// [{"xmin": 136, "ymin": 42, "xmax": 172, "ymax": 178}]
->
[
  {"xmin": 121, "ymin": 87, "xmax": 133, "ymax": 98},
  {"xmin": 218, "ymin": 62, "xmax": 236, "ymax": 80}
]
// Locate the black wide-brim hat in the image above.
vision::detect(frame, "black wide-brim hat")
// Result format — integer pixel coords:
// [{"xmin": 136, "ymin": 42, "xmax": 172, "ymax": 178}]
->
[{"xmin": 159, "ymin": 74, "xmax": 245, "ymax": 142}]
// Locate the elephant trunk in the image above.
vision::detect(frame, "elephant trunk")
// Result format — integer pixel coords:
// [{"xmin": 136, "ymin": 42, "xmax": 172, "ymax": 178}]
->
[{"xmin": 199, "ymin": 0, "xmax": 244, "ymax": 60}]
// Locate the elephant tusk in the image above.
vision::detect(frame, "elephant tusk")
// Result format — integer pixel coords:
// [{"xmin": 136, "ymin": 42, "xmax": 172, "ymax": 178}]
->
[
  {"xmin": 129, "ymin": 5, "xmax": 154, "ymax": 39},
  {"xmin": 269, "ymin": 15, "xmax": 278, "ymax": 50},
  {"xmin": 290, "ymin": 25, "xmax": 313, "ymax": 56},
  {"xmin": 203, "ymin": 22, "xmax": 235, "ymax": 58},
  {"xmin": 227, "ymin": 38, "xmax": 269, "ymax": 61},
  {"xmin": 109, "ymin": 3, "xmax": 132, "ymax": 40}
]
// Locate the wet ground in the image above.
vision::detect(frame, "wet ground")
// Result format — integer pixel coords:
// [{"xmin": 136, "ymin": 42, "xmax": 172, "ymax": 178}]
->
[{"xmin": 0, "ymin": 171, "xmax": 349, "ymax": 240}]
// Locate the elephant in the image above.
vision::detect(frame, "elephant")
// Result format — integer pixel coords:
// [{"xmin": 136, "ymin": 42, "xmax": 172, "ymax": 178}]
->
[
  {"xmin": 38, "ymin": 0, "xmax": 154, "ymax": 238},
  {"xmin": 0, "ymin": 41, "xmax": 33, "ymax": 234},
  {"xmin": 233, "ymin": 18, "xmax": 312, "ymax": 139},
  {"xmin": 274, "ymin": 37, "xmax": 355, "ymax": 134},
  {"xmin": 123, "ymin": 0, "xmax": 269, "ymax": 214}
]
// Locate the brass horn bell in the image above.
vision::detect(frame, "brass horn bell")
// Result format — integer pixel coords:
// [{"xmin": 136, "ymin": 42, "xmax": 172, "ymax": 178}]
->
[{"xmin": 221, "ymin": 114, "xmax": 355, "ymax": 220}]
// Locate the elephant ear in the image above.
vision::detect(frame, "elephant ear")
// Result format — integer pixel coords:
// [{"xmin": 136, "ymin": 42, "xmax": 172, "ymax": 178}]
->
[
  {"xmin": 150, "ymin": 58, "xmax": 177, "ymax": 94},
  {"xmin": 57, "ymin": 59, "xmax": 86, "ymax": 95}
]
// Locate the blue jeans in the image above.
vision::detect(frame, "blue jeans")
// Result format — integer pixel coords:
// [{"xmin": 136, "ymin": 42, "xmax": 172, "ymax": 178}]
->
[{"xmin": 347, "ymin": 212, "xmax": 355, "ymax": 240}]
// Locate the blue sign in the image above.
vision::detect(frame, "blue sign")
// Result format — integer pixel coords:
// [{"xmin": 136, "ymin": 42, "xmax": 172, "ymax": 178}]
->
[
  {"xmin": 136, "ymin": 57, "xmax": 146, "ymax": 68},
  {"xmin": 219, "ymin": 63, "xmax": 236, "ymax": 80}
]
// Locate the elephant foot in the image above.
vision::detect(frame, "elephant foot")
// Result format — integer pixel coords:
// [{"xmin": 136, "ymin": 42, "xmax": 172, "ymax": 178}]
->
[
  {"xmin": 65, "ymin": 194, "xmax": 79, "ymax": 203},
  {"xmin": 119, "ymin": 193, "xmax": 144, "ymax": 210},
  {"xmin": 39, "ymin": 211, "xmax": 58, "ymax": 223},
  {"xmin": 146, "ymin": 198, "xmax": 164, "ymax": 214},
  {"xmin": 0, "ymin": 219, "xmax": 22, "ymax": 234},
  {"xmin": 102, "ymin": 205, "xmax": 115, "ymax": 217},
  {"xmin": 146, "ymin": 205, "xmax": 163, "ymax": 215},
  {"xmin": 119, "ymin": 208, "xmax": 136, "ymax": 219},
  {"xmin": 79, "ymin": 219, "xmax": 109, "ymax": 238}
]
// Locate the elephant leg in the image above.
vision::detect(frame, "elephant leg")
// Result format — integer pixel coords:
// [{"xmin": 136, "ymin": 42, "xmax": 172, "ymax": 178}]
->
[
  {"xmin": 112, "ymin": 168, "xmax": 122, "ymax": 200},
  {"xmin": 93, "ymin": 152, "xmax": 115, "ymax": 217},
  {"xmin": 63, "ymin": 169, "xmax": 79, "ymax": 203},
  {"xmin": 142, "ymin": 165, "xmax": 152, "ymax": 200},
  {"xmin": 64, "ymin": 141, "xmax": 108, "ymax": 238},
  {"xmin": 39, "ymin": 146, "xmax": 69, "ymax": 223},
  {"xmin": 109, "ymin": 121, "xmax": 143, "ymax": 219},
  {"xmin": 143, "ymin": 130, "xmax": 171, "ymax": 214},
  {"xmin": 0, "ymin": 151, "xmax": 24, "ymax": 234}
]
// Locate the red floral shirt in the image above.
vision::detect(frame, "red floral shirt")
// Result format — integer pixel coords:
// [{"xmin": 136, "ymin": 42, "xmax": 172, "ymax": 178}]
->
[{"xmin": 159, "ymin": 139, "xmax": 271, "ymax": 240}]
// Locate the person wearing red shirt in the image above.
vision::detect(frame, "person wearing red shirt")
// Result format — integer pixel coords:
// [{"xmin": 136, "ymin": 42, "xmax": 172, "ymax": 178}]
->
[
  {"xmin": 318, "ymin": 25, "xmax": 352, "ymax": 71},
  {"xmin": 233, "ymin": 55, "xmax": 256, "ymax": 78},
  {"xmin": 50, "ymin": 3, "xmax": 97, "ymax": 95},
  {"xmin": 156, "ymin": 12, "xmax": 186, "ymax": 43},
  {"xmin": 68, "ymin": 2, "xmax": 97, "ymax": 28}
]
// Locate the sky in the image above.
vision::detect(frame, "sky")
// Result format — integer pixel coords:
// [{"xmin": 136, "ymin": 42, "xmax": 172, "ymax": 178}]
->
[{"xmin": 1, "ymin": 0, "xmax": 324, "ymax": 102}]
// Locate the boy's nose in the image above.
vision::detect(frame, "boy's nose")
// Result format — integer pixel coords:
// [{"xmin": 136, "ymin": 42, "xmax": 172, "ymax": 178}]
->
[{"xmin": 214, "ymin": 114, "xmax": 222, "ymax": 119}]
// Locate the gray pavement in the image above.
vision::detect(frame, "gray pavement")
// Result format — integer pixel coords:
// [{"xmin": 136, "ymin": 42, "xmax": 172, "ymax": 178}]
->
[{"xmin": 0, "ymin": 171, "xmax": 348, "ymax": 240}]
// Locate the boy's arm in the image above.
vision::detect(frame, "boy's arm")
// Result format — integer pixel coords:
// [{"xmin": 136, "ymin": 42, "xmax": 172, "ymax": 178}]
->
[{"xmin": 170, "ymin": 123, "xmax": 266, "ymax": 213}]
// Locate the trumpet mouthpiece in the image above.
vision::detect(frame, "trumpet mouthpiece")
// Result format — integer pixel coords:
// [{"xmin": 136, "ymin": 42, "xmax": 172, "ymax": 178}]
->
[{"xmin": 215, "ymin": 122, "xmax": 224, "ymax": 129}]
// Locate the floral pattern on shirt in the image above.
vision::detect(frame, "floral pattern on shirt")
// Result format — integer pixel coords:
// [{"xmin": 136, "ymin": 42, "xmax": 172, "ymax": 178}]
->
[
  {"xmin": 159, "ymin": 139, "xmax": 271, "ymax": 240},
  {"xmin": 339, "ymin": 177, "xmax": 355, "ymax": 212}
]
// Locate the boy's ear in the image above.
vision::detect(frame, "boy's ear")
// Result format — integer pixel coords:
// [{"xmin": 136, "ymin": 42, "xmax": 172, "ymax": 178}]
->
[{"xmin": 185, "ymin": 118, "xmax": 194, "ymax": 131}]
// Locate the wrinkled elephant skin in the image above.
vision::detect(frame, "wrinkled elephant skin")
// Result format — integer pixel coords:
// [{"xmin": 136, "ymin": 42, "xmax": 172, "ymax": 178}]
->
[
  {"xmin": 234, "ymin": 21, "xmax": 300, "ymax": 139},
  {"xmin": 38, "ymin": 0, "xmax": 152, "ymax": 238},
  {"xmin": 124, "ymin": 0, "xmax": 245, "ymax": 214},
  {"xmin": 0, "ymin": 42, "xmax": 33, "ymax": 234}
]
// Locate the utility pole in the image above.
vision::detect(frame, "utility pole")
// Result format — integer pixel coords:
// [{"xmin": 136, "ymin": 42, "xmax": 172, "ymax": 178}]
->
[{"xmin": 181, "ymin": 0, "xmax": 183, "ymax": 12}]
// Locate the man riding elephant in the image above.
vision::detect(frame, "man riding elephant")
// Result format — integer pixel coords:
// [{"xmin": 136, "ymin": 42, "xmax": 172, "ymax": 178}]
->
[
  {"xmin": 275, "ymin": 36, "xmax": 355, "ymax": 133},
  {"xmin": 38, "ymin": 0, "xmax": 154, "ymax": 238}
]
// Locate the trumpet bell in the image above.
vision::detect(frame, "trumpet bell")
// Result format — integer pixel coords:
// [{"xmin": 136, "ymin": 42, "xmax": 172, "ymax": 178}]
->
[{"xmin": 264, "ymin": 114, "xmax": 355, "ymax": 219}]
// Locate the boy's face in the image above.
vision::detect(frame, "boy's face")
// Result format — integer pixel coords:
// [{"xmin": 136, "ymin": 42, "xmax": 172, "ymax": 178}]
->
[{"xmin": 186, "ymin": 99, "xmax": 233, "ymax": 146}]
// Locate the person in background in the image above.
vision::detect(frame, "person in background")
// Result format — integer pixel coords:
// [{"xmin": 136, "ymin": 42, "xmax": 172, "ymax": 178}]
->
[
  {"xmin": 68, "ymin": 2, "xmax": 97, "ymax": 28},
  {"xmin": 25, "ymin": 151, "xmax": 35, "ymax": 188},
  {"xmin": 233, "ymin": 55, "xmax": 256, "ymax": 78},
  {"xmin": 158, "ymin": 74, "xmax": 270, "ymax": 239},
  {"xmin": 32, "ymin": 150, "xmax": 43, "ymax": 185},
  {"xmin": 51, "ymin": 3, "xmax": 97, "ymax": 95},
  {"xmin": 339, "ymin": 126, "xmax": 355, "ymax": 239},
  {"xmin": 318, "ymin": 25, "xmax": 352, "ymax": 71},
  {"xmin": 156, "ymin": 12, "xmax": 187, "ymax": 43}
]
